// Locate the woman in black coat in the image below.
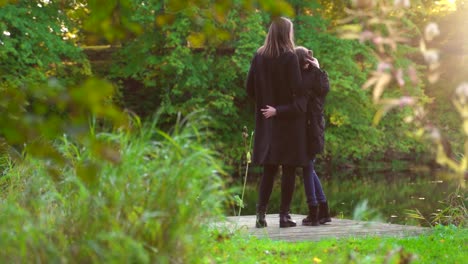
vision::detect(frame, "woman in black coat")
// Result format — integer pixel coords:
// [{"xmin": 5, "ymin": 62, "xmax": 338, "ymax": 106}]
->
[
  {"xmin": 246, "ymin": 17, "xmax": 308, "ymax": 228},
  {"xmin": 262, "ymin": 46, "xmax": 331, "ymax": 226},
  {"xmin": 296, "ymin": 47, "xmax": 332, "ymax": 226}
]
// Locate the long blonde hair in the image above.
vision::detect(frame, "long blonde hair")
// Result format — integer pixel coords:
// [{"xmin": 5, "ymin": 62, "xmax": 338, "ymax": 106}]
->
[
  {"xmin": 258, "ymin": 17, "xmax": 295, "ymax": 57},
  {"xmin": 295, "ymin": 46, "xmax": 313, "ymax": 68}
]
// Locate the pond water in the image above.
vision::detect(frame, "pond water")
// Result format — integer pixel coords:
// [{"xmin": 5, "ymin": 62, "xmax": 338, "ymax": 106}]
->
[{"xmin": 231, "ymin": 165, "xmax": 465, "ymax": 227}]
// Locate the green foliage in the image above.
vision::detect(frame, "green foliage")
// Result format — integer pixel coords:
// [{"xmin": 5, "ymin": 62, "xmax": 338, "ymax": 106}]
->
[
  {"xmin": 106, "ymin": 0, "xmax": 430, "ymax": 165},
  {"xmin": 0, "ymin": 0, "xmax": 440, "ymax": 173},
  {"xmin": 417, "ymin": 6, "xmax": 468, "ymax": 156},
  {"xmin": 109, "ymin": 1, "xmax": 269, "ymax": 167},
  {"xmin": 0, "ymin": 1, "xmax": 128, "ymax": 174},
  {"xmin": 294, "ymin": 11, "xmax": 382, "ymax": 160},
  {"xmin": 0, "ymin": 1, "xmax": 465, "ymax": 261},
  {"xmin": 84, "ymin": 0, "xmax": 143, "ymax": 44},
  {"xmin": 0, "ymin": 117, "xmax": 227, "ymax": 263},
  {"xmin": 294, "ymin": 1, "xmax": 431, "ymax": 160},
  {"xmin": 0, "ymin": 1, "xmax": 89, "ymax": 85},
  {"xmin": 0, "ymin": 76, "xmax": 127, "ymax": 173}
]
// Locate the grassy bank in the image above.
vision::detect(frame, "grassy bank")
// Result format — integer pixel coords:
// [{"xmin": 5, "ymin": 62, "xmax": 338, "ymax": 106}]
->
[
  {"xmin": 209, "ymin": 225, "xmax": 468, "ymax": 263},
  {"xmin": 1, "ymin": 117, "xmax": 466, "ymax": 263},
  {"xmin": 0, "ymin": 118, "xmax": 227, "ymax": 263}
]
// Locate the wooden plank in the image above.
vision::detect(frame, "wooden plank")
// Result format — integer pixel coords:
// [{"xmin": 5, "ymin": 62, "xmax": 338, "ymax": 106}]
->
[{"xmin": 216, "ymin": 214, "xmax": 429, "ymax": 242}]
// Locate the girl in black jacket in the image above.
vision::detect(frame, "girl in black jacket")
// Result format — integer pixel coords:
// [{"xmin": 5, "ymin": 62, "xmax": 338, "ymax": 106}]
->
[
  {"xmin": 296, "ymin": 47, "xmax": 331, "ymax": 226},
  {"xmin": 261, "ymin": 46, "xmax": 331, "ymax": 226},
  {"xmin": 246, "ymin": 17, "xmax": 307, "ymax": 228}
]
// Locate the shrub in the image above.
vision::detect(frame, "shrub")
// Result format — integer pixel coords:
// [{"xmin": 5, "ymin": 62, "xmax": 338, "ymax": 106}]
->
[{"xmin": 0, "ymin": 116, "xmax": 227, "ymax": 263}]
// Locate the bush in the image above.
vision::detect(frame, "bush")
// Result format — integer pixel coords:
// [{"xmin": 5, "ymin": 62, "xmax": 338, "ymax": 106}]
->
[
  {"xmin": 0, "ymin": 1, "xmax": 90, "ymax": 86},
  {"xmin": 0, "ymin": 116, "xmax": 227, "ymax": 263}
]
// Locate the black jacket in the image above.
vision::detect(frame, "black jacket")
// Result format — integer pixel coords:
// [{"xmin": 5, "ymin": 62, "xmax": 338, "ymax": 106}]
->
[
  {"xmin": 275, "ymin": 65, "xmax": 330, "ymax": 157},
  {"xmin": 246, "ymin": 51, "xmax": 309, "ymax": 166},
  {"xmin": 304, "ymin": 66, "xmax": 330, "ymax": 156}
]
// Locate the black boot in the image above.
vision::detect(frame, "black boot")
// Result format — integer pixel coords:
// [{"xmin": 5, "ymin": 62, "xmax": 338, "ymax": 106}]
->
[
  {"xmin": 279, "ymin": 208, "xmax": 296, "ymax": 228},
  {"xmin": 302, "ymin": 205, "xmax": 319, "ymax": 226},
  {"xmin": 318, "ymin": 201, "xmax": 332, "ymax": 224},
  {"xmin": 256, "ymin": 205, "xmax": 267, "ymax": 228}
]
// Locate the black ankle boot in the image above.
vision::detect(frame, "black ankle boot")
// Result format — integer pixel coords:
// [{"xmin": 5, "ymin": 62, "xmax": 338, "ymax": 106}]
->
[
  {"xmin": 302, "ymin": 205, "xmax": 319, "ymax": 226},
  {"xmin": 256, "ymin": 205, "xmax": 267, "ymax": 228},
  {"xmin": 279, "ymin": 210, "xmax": 296, "ymax": 228},
  {"xmin": 318, "ymin": 201, "xmax": 331, "ymax": 224}
]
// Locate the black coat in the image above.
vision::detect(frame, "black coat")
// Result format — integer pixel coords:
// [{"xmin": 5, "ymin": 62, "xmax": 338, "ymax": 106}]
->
[
  {"xmin": 246, "ymin": 51, "xmax": 309, "ymax": 166},
  {"xmin": 304, "ymin": 66, "xmax": 330, "ymax": 156}
]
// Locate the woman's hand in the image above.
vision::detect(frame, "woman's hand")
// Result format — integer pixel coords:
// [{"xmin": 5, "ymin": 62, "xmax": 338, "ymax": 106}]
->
[
  {"xmin": 261, "ymin": 105, "xmax": 277, "ymax": 118},
  {"xmin": 306, "ymin": 57, "xmax": 320, "ymax": 68}
]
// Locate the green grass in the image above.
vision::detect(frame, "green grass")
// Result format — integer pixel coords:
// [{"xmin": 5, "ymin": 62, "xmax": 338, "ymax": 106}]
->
[
  {"xmin": 0, "ymin": 116, "xmax": 228, "ymax": 263},
  {"xmin": 209, "ymin": 225, "xmax": 468, "ymax": 263}
]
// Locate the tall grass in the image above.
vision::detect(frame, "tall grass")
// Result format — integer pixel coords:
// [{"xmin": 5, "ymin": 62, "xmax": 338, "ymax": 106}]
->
[
  {"xmin": 0, "ymin": 116, "xmax": 227, "ymax": 263},
  {"xmin": 406, "ymin": 186, "xmax": 467, "ymax": 227}
]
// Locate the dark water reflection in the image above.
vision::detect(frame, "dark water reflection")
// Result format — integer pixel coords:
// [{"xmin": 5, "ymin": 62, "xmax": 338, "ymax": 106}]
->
[{"xmin": 233, "ymin": 166, "xmax": 465, "ymax": 227}]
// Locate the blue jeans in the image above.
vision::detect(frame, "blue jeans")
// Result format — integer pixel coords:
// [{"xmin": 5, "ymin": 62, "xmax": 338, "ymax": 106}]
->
[{"xmin": 303, "ymin": 159, "xmax": 326, "ymax": 206}]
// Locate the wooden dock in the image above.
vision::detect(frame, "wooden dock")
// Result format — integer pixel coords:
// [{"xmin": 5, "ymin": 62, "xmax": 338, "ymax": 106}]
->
[{"xmin": 219, "ymin": 214, "xmax": 429, "ymax": 242}]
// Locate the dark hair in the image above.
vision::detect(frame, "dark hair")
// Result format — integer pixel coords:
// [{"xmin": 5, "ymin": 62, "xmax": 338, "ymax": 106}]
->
[{"xmin": 294, "ymin": 46, "xmax": 313, "ymax": 68}]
